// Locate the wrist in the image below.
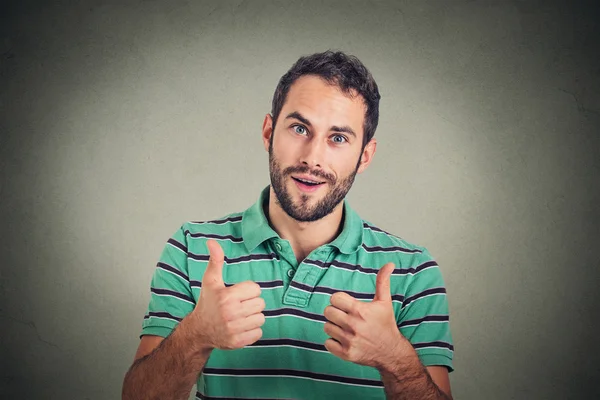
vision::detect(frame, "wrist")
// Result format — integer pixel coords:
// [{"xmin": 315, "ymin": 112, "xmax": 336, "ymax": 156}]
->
[
  {"xmin": 376, "ymin": 336, "xmax": 423, "ymax": 380},
  {"xmin": 178, "ymin": 313, "xmax": 215, "ymax": 358}
]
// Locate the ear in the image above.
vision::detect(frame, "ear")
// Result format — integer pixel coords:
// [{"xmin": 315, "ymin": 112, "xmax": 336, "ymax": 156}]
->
[
  {"xmin": 262, "ymin": 114, "xmax": 273, "ymax": 152},
  {"xmin": 356, "ymin": 138, "xmax": 377, "ymax": 174}
]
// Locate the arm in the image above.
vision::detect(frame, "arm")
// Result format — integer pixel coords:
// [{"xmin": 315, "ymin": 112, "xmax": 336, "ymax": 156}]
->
[
  {"xmin": 122, "ymin": 320, "xmax": 213, "ymax": 400},
  {"xmin": 377, "ymin": 342, "xmax": 452, "ymax": 399},
  {"xmin": 122, "ymin": 240, "xmax": 265, "ymax": 400}
]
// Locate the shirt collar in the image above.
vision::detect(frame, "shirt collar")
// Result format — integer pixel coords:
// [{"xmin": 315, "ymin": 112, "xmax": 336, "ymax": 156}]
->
[
  {"xmin": 241, "ymin": 186, "xmax": 279, "ymax": 253},
  {"xmin": 329, "ymin": 198, "xmax": 364, "ymax": 255},
  {"xmin": 242, "ymin": 186, "xmax": 363, "ymax": 254}
]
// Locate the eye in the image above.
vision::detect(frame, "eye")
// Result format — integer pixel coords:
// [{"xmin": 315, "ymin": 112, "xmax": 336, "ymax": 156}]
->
[
  {"xmin": 331, "ymin": 134, "xmax": 348, "ymax": 144},
  {"xmin": 293, "ymin": 125, "xmax": 308, "ymax": 135}
]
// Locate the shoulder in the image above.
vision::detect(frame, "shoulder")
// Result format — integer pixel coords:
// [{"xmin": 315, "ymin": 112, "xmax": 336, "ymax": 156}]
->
[
  {"xmin": 359, "ymin": 222, "xmax": 449, "ymax": 308},
  {"xmin": 163, "ymin": 212, "xmax": 246, "ymax": 257},
  {"xmin": 360, "ymin": 220, "xmax": 432, "ymax": 262},
  {"xmin": 180, "ymin": 211, "xmax": 245, "ymax": 239},
  {"xmin": 361, "ymin": 220, "xmax": 424, "ymax": 251}
]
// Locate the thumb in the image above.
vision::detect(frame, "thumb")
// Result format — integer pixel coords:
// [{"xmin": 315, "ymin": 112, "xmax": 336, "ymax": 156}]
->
[
  {"xmin": 374, "ymin": 263, "xmax": 395, "ymax": 302},
  {"xmin": 203, "ymin": 239, "xmax": 225, "ymax": 288}
]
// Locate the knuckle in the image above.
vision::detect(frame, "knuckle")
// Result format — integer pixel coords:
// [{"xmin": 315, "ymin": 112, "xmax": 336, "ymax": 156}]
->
[
  {"xmin": 346, "ymin": 319, "xmax": 357, "ymax": 335},
  {"xmin": 224, "ymin": 341, "xmax": 237, "ymax": 350},
  {"xmin": 217, "ymin": 293, "xmax": 230, "ymax": 308},
  {"xmin": 224, "ymin": 322, "xmax": 237, "ymax": 336},
  {"xmin": 220, "ymin": 308, "xmax": 233, "ymax": 322},
  {"xmin": 232, "ymin": 336, "xmax": 245, "ymax": 349},
  {"xmin": 355, "ymin": 305, "xmax": 367, "ymax": 319},
  {"xmin": 346, "ymin": 348, "xmax": 357, "ymax": 362}
]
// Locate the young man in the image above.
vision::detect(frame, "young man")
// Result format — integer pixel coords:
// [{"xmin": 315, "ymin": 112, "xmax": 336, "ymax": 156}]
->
[{"xmin": 122, "ymin": 51, "xmax": 454, "ymax": 400}]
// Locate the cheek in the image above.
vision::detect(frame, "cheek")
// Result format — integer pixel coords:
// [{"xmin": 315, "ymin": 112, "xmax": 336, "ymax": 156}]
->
[
  {"xmin": 273, "ymin": 135, "xmax": 301, "ymax": 162},
  {"xmin": 328, "ymin": 150, "xmax": 362, "ymax": 177}
]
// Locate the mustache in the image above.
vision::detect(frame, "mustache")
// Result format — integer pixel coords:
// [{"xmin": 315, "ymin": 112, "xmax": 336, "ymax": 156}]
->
[{"xmin": 283, "ymin": 165, "xmax": 335, "ymax": 183}]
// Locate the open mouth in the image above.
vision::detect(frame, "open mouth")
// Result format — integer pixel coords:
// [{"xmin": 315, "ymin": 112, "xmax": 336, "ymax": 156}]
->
[{"xmin": 291, "ymin": 177, "xmax": 325, "ymax": 186}]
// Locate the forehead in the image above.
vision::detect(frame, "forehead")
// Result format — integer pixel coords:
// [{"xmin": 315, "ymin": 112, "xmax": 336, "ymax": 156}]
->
[{"xmin": 280, "ymin": 75, "xmax": 366, "ymax": 136}]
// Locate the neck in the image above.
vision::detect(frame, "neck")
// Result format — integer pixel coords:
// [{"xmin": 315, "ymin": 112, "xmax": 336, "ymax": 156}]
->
[{"xmin": 266, "ymin": 188, "xmax": 344, "ymax": 262}]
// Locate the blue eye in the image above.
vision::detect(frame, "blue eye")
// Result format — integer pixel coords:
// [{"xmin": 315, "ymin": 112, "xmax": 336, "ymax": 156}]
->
[
  {"xmin": 332, "ymin": 134, "xmax": 347, "ymax": 144},
  {"xmin": 293, "ymin": 125, "xmax": 307, "ymax": 135}
]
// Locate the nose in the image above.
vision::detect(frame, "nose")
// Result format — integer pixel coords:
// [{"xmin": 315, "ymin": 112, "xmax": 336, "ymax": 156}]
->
[{"xmin": 300, "ymin": 137, "xmax": 325, "ymax": 169}]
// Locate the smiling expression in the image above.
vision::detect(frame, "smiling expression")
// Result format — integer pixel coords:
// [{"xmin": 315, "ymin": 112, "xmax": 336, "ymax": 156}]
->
[{"xmin": 262, "ymin": 75, "xmax": 376, "ymax": 222}]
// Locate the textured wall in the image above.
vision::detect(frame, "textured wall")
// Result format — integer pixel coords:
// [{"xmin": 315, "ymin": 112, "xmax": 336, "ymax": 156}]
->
[{"xmin": 1, "ymin": 1, "xmax": 599, "ymax": 399}]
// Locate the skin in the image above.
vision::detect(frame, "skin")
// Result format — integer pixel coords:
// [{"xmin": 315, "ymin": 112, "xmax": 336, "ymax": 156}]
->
[{"xmin": 122, "ymin": 74, "xmax": 452, "ymax": 399}]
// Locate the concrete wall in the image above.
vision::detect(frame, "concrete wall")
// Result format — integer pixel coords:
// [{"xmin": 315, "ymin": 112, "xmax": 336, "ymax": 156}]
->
[{"xmin": 1, "ymin": 0, "xmax": 599, "ymax": 398}]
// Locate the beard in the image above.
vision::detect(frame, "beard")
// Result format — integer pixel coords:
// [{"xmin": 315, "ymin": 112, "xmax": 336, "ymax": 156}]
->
[{"xmin": 268, "ymin": 143, "xmax": 360, "ymax": 223}]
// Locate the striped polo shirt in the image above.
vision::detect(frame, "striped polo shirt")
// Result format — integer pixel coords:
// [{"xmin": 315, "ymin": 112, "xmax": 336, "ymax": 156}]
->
[{"xmin": 141, "ymin": 186, "xmax": 454, "ymax": 399}]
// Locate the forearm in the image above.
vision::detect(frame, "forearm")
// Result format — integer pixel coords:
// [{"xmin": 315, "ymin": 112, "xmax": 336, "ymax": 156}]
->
[
  {"xmin": 378, "ymin": 349, "xmax": 451, "ymax": 400},
  {"xmin": 122, "ymin": 316, "xmax": 212, "ymax": 400}
]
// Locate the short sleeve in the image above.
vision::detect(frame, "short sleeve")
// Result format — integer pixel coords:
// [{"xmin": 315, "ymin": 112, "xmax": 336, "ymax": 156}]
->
[
  {"xmin": 397, "ymin": 248, "xmax": 454, "ymax": 372},
  {"xmin": 141, "ymin": 225, "xmax": 196, "ymax": 338}
]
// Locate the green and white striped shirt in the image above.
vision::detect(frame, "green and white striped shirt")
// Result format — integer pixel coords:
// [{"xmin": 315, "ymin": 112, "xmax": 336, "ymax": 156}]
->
[{"xmin": 142, "ymin": 186, "xmax": 454, "ymax": 399}]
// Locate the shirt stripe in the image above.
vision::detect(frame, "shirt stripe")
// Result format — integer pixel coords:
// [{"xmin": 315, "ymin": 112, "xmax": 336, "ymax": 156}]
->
[
  {"xmin": 362, "ymin": 244, "xmax": 422, "ymax": 254},
  {"xmin": 398, "ymin": 315, "xmax": 450, "ymax": 328},
  {"xmin": 185, "ymin": 231, "xmax": 244, "ymax": 243},
  {"xmin": 403, "ymin": 288, "xmax": 447, "ymax": 307},
  {"xmin": 202, "ymin": 368, "xmax": 384, "ymax": 388},
  {"xmin": 150, "ymin": 287, "xmax": 194, "ymax": 303},
  {"xmin": 167, "ymin": 238, "xmax": 187, "ymax": 253},
  {"xmin": 413, "ymin": 341, "xmax": 454, "ymax": 351},
  {"xmin": 156, "ymin": 262, "xmax": 189, "ymax": 281},
  {"xmin": 249, "ymin": 338, "xmax": 328, "ymax": 353},
  {"xmin": 263, "ymin": 308, "xmax": 327, "ymax": 323},
  {"xmin": 190, "ymin": 216, "xmax": 243, "ymax": 225},
  {"xmin": 188, "ymin": 252, "xmax": 279, "ymax": 264},
  {"xmin": 144, "ymin": 311, "xmax": 182, "ymax": 323}
]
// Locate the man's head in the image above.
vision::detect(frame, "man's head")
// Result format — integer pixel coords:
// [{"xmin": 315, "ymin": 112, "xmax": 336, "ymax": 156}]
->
[
  {"xmin": 262, "ymin": 51, "xmax": 381, "ymax": 222},
  {"xmin": 271, "ymin": 51, "xmax": 381, "ymax": 150}
]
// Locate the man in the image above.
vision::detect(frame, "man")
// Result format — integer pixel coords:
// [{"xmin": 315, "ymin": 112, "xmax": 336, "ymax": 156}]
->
[{"xmin": 122, "ymin": 51, "xmax": 454, "ymax": 400}]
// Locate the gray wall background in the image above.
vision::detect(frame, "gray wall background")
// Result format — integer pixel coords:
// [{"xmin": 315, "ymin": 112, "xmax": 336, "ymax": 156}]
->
[{"xmin": 1, "ymin": 0, "xmax": 599, "ymax": 399}]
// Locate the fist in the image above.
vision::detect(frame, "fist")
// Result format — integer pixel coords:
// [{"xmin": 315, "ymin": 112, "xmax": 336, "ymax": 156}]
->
[
  {"xmin": 324, "ymin": 263, "xmax": 408, "ymax": 368},
  {"xmin": 191, "ymin": 240, "xmax": 266, "ymax": 350}
]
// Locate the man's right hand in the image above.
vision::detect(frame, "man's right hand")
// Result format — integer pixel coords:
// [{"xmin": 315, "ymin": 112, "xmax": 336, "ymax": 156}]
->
[{"xmin": 190, "ymin": 239, "xmax": 266, "ymax": 351}]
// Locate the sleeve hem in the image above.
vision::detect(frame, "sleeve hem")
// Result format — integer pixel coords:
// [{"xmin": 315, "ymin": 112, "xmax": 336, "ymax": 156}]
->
[
  {"xmin": 418, "ymin": 353, "xmax": 454, "ymax": 373},
  {"xmin": 140, "ymin": 325, "xmax": 175, "ymax": 339}
]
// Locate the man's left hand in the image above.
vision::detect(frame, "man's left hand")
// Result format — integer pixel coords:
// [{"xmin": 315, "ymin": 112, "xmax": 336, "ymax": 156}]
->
[{"xmin": 323, "ymin": 262, "xmax": 410, "ymax": 369}]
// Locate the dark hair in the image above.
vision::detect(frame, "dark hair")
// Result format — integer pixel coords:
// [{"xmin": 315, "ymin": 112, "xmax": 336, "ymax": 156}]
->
[{"xmin": 271, "ymin": 50, "xmax": 381, "ymax": 149}]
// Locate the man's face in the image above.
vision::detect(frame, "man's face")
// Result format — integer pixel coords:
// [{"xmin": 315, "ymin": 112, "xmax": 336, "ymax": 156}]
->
[{"xmin": 262, "ymin": 75, "xmax": 375, "ymax": 222}]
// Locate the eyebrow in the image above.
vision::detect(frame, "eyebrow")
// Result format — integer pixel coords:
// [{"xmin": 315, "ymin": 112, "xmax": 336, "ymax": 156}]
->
[{"xmin": 285, "ymin": 111, "xmax": 357, "ymax": 138}]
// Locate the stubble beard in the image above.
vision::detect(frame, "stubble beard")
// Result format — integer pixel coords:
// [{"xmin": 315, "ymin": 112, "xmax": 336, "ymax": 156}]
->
[{"xmin": 268, "ymin": 143, "xmax": 360, "ymax": 223}]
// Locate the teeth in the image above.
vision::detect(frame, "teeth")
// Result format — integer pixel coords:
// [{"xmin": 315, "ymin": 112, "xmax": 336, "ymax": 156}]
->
[{"xmin": 298, "ymin": 178, "xmax": 318, "ymax": 184}]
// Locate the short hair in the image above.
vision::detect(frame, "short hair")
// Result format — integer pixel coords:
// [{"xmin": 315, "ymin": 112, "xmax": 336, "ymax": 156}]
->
[{"xmin": 271, "ymin": 50, "xmax": 381, "ymax": 148}]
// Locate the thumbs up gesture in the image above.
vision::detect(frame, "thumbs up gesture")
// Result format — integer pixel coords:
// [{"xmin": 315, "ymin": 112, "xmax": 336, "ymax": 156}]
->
[
  {"xmin": 323, "ymin": 263, "xmax": 410, "ymax": 368},
  {"xmin": 190, "ymin": 240, "xmax": 266, "ymax": 350}
]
